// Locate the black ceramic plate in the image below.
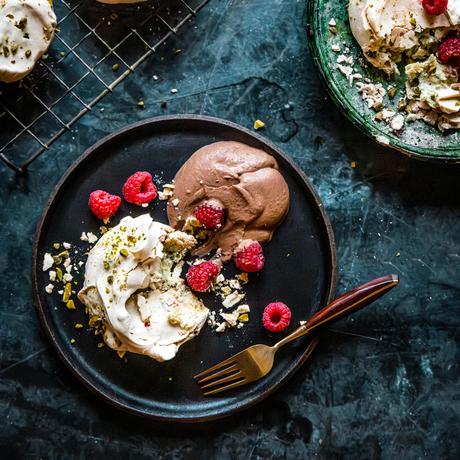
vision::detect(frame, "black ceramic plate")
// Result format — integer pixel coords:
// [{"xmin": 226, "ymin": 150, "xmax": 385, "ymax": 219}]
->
[{"xmin": 32, "ymin": 115, "xmax": 337, "ymax": 422}]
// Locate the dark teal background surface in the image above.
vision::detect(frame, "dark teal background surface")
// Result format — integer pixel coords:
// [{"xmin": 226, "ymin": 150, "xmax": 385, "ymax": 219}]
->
[{"xmin": 0, "ymin": 0, "xmax": 459, "ymax": 458}]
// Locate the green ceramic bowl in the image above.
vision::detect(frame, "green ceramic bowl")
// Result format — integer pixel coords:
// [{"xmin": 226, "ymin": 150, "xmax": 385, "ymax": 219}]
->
[{"xmin": 305, "ymin": 0, "xmax": 460, "ymax": 162}]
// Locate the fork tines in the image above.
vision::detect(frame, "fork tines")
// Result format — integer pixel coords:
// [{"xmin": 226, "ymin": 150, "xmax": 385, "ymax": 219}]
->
[{"xmin": 194, "ymin": 357, "xmax": 247, "ymax": 395}]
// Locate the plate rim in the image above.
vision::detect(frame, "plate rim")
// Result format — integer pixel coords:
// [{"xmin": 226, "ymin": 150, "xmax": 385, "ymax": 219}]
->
[
  {"xmin": 32, "ymin": 114, "xmax": 338, "ymax": 423},
  {"xmin": 305, "ymin": 1, "xmax": 460, "ymax": 163}
]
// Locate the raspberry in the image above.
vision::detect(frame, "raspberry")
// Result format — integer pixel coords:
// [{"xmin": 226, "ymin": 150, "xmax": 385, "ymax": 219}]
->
[
  {"xmin": 437, "ymin": 37, "xmax": 460, "ymax": 67},
  {"xmin": 194, "ymin": 203, "xmax": 225, "ymax": 229},
  {"xmin": 233, "ymin": 240, "xmax": 265, "ymax": 273},
  {"xmin": 186, "ymin": 261, "xmax": 220, "ymax": 292},
  {"xmin": 262, "ymin": 302, "xmax": 291, "ymax": 332},
  {"xmin": 422, "ymin": 0, "xmax": 448, "ymax": 15},
  {"xmin": 122, "ymin": 171, "xmax": 157, "ymax": 205},
  {"xmin": 88, "ymin": 190, "xmax": 121, "ymax": 221}
]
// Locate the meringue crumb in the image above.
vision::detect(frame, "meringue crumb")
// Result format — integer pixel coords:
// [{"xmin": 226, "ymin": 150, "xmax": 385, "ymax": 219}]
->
[
  {"xmin": 45, "ymin": 284, "xmax": 54, "ymax": 294},
  {"xmin": 42, "ymin": 253, "xmax": 54, "ymax": 271},
  {"xmin": 81, "ymin": 232, "xmax": 98, "ymax": 244},
  {"xmin": 222, "ymin": 292, "xmax": 245, "ymax": 309},
  {"xmin": 329, "ymin": 18, "xmax": 337, "ymax": 34}
]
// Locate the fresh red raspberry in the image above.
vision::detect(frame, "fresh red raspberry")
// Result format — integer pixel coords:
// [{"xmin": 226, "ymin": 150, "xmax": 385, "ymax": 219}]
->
[
  {"xmin": 233, "ymin": 240, "xmax": 265, "ymax": 273},
  {"xmin": 88, "ymin": 190, "xmax": 121, "ymax": 221},
  {"xmin": 437, "ymin": 37, "xmax": 460, "ymax": 67},
  {"xmin": 262, "ymin": 302, "xmax": 291, "ymax": 332},
  {"xmin": 193, "ymin": 203, "xmax": 225, "ymax": 229},
  {"xmin": 422, "ymin": 0, "xmax": 448, "ymax": 15},
  {"xmin": 186, "ymin": 261, "xmax": 220, "ymax": 292},
  {"xmin": 122, "ymin": 171, "xmax": 157, "ymax": 205}
]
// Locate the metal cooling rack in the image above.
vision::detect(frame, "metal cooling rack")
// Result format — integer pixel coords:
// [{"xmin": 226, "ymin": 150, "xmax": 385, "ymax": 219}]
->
[{"xmin": 0, "ymin": 0, "xmax": 210, "ymax": 173}]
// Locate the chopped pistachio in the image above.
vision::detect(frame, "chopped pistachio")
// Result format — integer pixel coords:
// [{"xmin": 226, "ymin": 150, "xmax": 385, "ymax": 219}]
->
[
  {"xmin": 398, "ymin": 99, "xmax": 407, "ymax": 111},
  {"xmin": 70, "ymin": 338, "xmax": 76, "ymax": 344},
  {"xmin": 103, "ymin": 261, "xmax": 110, "ymax": 270},
  {"xmin": 168, "ymin": 317, "xmax": 180, "ymax": 326},
  {"xmin": 89, "ymin": 315, "xmax": 101, "ymax": 327},
  {"xmin": 25, "ymin": 49, "xmax": 31, "ymax": 58},
  {"xmin": 254, "ymin": 119, "xmax": 265, "ymax": 130},
  {"xmin": 137, "ymin": 100, "xmax": 145, "ymax": 108},
  {"xmin": 62, "ymin": 283, "xmax": 72, "ymax": 302},
  {"xmin": 53, "ymin": 243, "xmax": 60, "ymax": 250},
  {"xmin": 97, "ymin": 342, "xmax": 105, "ymax": 348},
  {"xmin": 75, "ymin": 323, "xmax": 84, "ymax": 329},
  {"xmin": 120, "ymin": 248, "xmax": 129, "ymax": 257},
  {"xmin": 112, "ymin": 63, "xmax": 120, "ymax": 71},
  {"xmin": 238, "ymin": 272, "xmax": 249, "ymax": 284},
  {"xmin": 15, "ymin": 17, "xmax": 27, "ymax": 30},
  {"xmin": 60, "ymin": 51, "xmax": 65, "ymax": 57},
  {"xmin": 238, "ymin": 313, "xmax": 249, "ymax": 323},
  {"xmin": 107, "ymin": 275, "xmax": 114, "ymax": 284},
  {"xmin": 100, "ymin": 226, "xmax": 108, "ymax": 234},
  {"xmin": 56, "ymin": 267, "xmax": 63, "ymax": 281},
  {"xmin": 66, "ymin": 299, "xmax": 76, "ymax": 310}
]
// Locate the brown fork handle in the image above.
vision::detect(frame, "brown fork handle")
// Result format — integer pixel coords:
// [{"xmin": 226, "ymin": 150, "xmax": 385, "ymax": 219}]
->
[{"xmin": 273, "ymin": 274, "xmax": 399, "ymax": 350}]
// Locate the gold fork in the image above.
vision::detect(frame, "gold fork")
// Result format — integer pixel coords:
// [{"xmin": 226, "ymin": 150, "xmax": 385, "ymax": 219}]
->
[{"xmin": 195, "ymin": 274, "xmax": 399, "ymax": 395}]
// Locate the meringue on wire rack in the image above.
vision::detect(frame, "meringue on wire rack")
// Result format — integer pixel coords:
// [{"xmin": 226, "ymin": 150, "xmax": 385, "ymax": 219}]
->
[{"xmin": 0, "ymin": 0, "xmax": 57, "ymax": 83}]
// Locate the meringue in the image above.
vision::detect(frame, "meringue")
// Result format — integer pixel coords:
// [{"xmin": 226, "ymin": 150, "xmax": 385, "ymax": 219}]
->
[
  {"xmin": 348, "ymin": 0, "xmax": 460, "ymax": 75},
  {"xmin": 78, "ymin": 214, "xmax": 209, "ymax": 362},
  {"xmin": 0, "ymin": 0, "xmax": 57, "ymax": 83}
]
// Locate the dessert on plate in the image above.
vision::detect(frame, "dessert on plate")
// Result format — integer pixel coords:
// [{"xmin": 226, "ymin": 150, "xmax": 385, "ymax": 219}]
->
[
  {"xmin": 0, "ymin": 0, "xmax": 57, "ymax": 83},
  {"xmin": 167, "ymin": 141, "xmax": 290, "ymax": 261},
  {"xmin": 77, "ymin": 214, "xmax": 208, "ymax": 362},
  {"xmin": 346, "ymin": 0, "xmax": 460, "ymax": 131}
]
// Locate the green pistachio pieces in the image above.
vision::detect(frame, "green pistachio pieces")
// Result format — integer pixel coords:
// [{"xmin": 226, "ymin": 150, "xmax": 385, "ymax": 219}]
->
[{"xmin": 62, "ymin": 283, "xmax": 72, "ymax": 302}]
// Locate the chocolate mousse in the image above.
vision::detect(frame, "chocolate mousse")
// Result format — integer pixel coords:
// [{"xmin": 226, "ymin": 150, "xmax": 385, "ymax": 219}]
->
[{"xmin": 167, "ymin": 141, "xmax": 290, "ymax": 260}]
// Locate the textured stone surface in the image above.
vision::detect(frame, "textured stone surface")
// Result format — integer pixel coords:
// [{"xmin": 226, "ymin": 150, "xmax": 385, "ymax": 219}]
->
[{"xmin": 0, "ymin": 0, "xmax": 459, "ymax": 458}]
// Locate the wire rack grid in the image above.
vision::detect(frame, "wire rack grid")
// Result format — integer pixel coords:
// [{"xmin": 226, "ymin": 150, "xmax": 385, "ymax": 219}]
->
[{"xmin": 0, "ymin": 0, "xmax": 210, "ymax": 173}]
